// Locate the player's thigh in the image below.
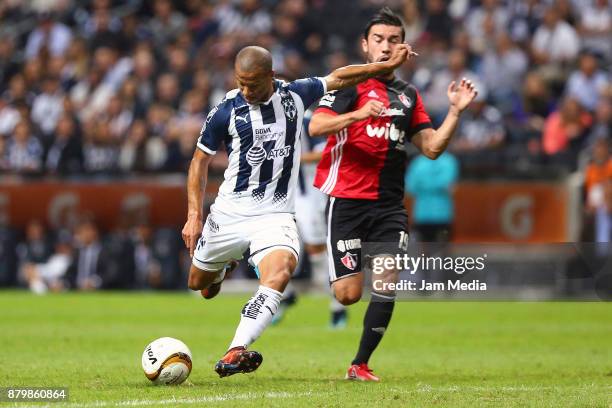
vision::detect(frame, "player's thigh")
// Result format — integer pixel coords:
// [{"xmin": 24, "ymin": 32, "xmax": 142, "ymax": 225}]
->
[
  {"xmin": 326, "ymin": 197, "xmax": 371, "ymax": 283},
  {"xmin": 191, "ymin": 213, "xmax": 248, "ymax": 274},
  {"xmin": 249, "ymin": 213, "xmax": 301, "ymax": 267}
]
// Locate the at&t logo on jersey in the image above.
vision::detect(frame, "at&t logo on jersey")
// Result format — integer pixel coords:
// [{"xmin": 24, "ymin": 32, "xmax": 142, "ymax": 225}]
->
[
  {"xmin": 366, "ymin": 123, "xmax": 405, "ymax": 143},
  {"xmin": 246, "ymin": 145, "xmax": 293, "ymax": 166}
]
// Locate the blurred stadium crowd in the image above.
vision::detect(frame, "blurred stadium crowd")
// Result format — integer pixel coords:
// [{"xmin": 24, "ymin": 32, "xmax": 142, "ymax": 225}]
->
[{"xmin": 0, "ymin": 0, "xmax": 611, "ymax": 291}]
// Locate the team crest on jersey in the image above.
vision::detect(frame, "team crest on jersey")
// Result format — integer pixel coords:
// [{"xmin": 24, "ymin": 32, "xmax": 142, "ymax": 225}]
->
[
  {"xmin": 341, "ymin": 252, "xmax": 358, "ymax": 270},
  {"xmin": 281, "ymin": 97, "xmax": 297, "ymax": 121},
  {"xmin": 398, "ymin": 93, "xmax": 412, "ymax": 108}
]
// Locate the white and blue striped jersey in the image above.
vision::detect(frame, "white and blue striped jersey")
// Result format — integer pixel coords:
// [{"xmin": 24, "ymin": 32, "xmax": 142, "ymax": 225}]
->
[{"xmin": 197, "ymin": 77, "xmax": 327, "ymax": 217}]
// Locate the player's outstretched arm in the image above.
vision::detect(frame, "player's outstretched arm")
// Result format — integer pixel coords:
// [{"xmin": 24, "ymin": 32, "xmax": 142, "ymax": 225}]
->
[
  {"xmin": 412, "ymin": 78, "xmax": 478, "ymax": 160},
  {"xmin": 182, "ymin": 148, "xmax": 214, "ymax": 257},
  {"xmin": 323, "ymin": 44, "xmax": 411, "ymax": 92},
  {"xmin": 309, "ymin": 44, "xmax": 414, "ymax": 137}
]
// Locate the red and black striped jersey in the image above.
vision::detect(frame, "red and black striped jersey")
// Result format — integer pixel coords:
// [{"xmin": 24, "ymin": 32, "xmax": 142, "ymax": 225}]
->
[{"xmin": 313, "ymin": 77, "xmax": 432, "ymax": 202}]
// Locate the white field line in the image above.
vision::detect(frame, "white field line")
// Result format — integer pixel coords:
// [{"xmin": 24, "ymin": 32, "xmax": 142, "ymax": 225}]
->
[
  {"xmin": 7, "ymin": 391, "xmax": 329, "ymax": 408},
  {"xmin": 9, "ymin": 385, "xmax": 611, "ymax": 408}
]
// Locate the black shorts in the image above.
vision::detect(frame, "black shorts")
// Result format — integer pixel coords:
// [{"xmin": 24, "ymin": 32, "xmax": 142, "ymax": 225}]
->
[{"xmin": 325, "ymin": 197, "xmax": 409, "ymax": 282}]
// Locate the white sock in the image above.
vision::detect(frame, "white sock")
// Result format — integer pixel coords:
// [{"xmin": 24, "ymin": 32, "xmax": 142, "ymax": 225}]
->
[
  {"xmin": 309, "ymin": 250, "xmax": 329, "ymax": 289},
  {"xmin": 228, "ymin": 285, "xmax": 282, "ymax": 349}
]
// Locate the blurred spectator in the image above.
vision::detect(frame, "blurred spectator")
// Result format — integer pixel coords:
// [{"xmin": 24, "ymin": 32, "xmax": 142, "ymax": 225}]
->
[
  {"xmin": 423, "ymin": 0, "xmax": 453, "ymax": 44},
  {"xmin": 531, "ymin": 7, "xmax": 580, "ymax": 77},
  {"xmin": 406, "ymin": 152, "xmax": 459, "ymax": 242},
  {"xmin": 513, "ymin": 72, "xmax": 554, "ymax": 136},
  {"xmin": 565, "ymin": 51, "xmax": 610, "ymax": 112},
  {"xmin": 30, "ymin": 76, "xmax": 64, "ymax": 141},
  {"xmin": 25, "ymin": 12, "xmax": 73, "ymax": 60},
  {"xmin": 83, "ymin": 121, "xmax": 119, "ymax": 174},
  {"xmin": 507, "ymin": 0, "xmax": 547, "ymax": 43},
  {"xmin": 424, "ymin": 49, "xmax": 482, "ymax": 124},
  {"xmin": 148, "ymin": 0, "xmax": 187, "ymax": 47},
  {"xmin": 594, "ymin": 180, "xmax": 612, "ymax": 242},
  {"xmin": 585, "ymin": 138, "xmax": 612, "ymax": 202},
  {"xmin": 0, "ymin": 96, "xmax": 20, "ymax": 137},
  {"xmin": 542, "ymin": 97, "xmax": 593, "ymax": 163},
  {"xmin": 402, "ymin": 0, "xmax": 424, "ymax": 44},
  {"xmin": 119, "ymin": 119, "xmax": 165, "ymax": 172},
  {"xmin": 586, "ymin": 98, "xmax": 612, "ymax": 144},
  {"xmin": 4, "ymin": 120, "xmax": 44, "ymax": 173},
  {"xmin": 17, "ymin": 220, "xmax": 53, "ymax": 269},
  {"xmin": 465, "ymin": 0, "xmax": 509, "ymax": 56},
  {"xmin": 105, "ymin": 94, "xmax": 133, "ymax": 140},
  {"xmin": 215, "ymin": 0, "xmax": 271, "ymax": 38},
  {"xmin": 65, "ymin": 217, "xmax": 107, "ymax": 290},
  {"xmin": 45, "ymin": 114, "xmax": 84, "ymax": 174},
  {"xmin": 155, "ymin": 72, "xmax": 181, "ymax": 110},
  {"xmin": 23, "ymin": 232, "xmax": 73, "ymax": 294},
  {"xmin": 449, "ymin": 89, "xmax": 506, "ymax": 168},
  {"xmin": 0, "ymin": 33, "xmax": 20, "ymax": 89},
  {"xmin": 87, "ymin": 8, "xmax": 123, "ymax": 51},
  {"xmin": 132, "ymin": 222, "xmax": 163, "ymax": 289},
  {"xmin": 578, "ymin": 0, "xmax": 612, "ymax": 59},
  {"xmin": 481, "ymin": 33, "xmax": 528, "ymax": 112}
]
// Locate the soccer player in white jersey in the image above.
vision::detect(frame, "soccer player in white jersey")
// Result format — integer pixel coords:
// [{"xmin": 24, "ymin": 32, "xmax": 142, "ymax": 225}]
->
[{"xmin": 181, "ymin": 45, "xmax": 411, "ymax": 377}]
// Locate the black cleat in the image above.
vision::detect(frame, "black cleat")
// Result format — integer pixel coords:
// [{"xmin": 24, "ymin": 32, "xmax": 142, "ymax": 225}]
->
[{"xmin": 214, "ymin": 346, "xmax": 263, "ymax": 378}]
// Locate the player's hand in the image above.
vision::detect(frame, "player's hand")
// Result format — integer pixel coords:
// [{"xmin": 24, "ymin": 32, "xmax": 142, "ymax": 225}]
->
[
  {"xmin": 447, "ymin": 78, "xmax": 478, "ymax": 113},
  {"xmin": 384, "ymin": 44, "xmax": 416, "ymax": 71},
  {"xmin": 182, "ymin": 216, "xmax": 203, "ymax": 258},
  {"xmin": 352, "ymin": 100, "xmax": 385, "ymax": 121}
]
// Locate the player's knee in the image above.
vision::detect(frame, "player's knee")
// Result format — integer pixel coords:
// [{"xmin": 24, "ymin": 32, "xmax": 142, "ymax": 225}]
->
[
  {"xmin": 334, "ymin": 285, "xmax": 362, "ymax": 305},
  {"xmin": 187, "ymin": 274, "xmax": 204, "ymax": 291},
  {"xmin": 187, "ymin": 268, "xmax": 215, "ymax": 291}
]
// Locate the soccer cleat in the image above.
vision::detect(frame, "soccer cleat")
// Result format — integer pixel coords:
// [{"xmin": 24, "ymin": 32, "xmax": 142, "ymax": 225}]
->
[
  {"xmin": 214, "ymin": 346, "xmax": 263, "ymax": 377},
  {"xmin": 201, "ymin": 261, "xmax": 238, "ymax": 299},
  {"xmin": 345, "ymin": 363, "xmax": 380, "ymax": 382}
]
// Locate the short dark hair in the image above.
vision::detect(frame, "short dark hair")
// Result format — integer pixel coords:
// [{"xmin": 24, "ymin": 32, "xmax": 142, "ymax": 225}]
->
[{"xmin": 364, "ymin": 7, "xmax": 405, "ymax": 41}]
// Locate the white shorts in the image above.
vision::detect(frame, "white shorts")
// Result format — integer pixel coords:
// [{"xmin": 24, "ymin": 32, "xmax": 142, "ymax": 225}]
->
[
  {"xmin": 295, "ymin": 188, "xmax": 327, "ymax": 245},
  {"xmin": 192, "ymin": 210, "xmax": 301, "ymax": 272}
]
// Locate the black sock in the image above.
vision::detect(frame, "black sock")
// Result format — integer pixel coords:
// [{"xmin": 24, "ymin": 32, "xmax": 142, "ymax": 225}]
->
[{"xmin": 352, "ymin": 292, "xmax": 395, "ymax": 365}]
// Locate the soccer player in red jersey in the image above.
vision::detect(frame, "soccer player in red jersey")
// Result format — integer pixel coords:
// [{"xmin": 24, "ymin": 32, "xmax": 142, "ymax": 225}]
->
[{"xmin": 309, "ymin": 8, "xmax": 478, "ymax": 381}]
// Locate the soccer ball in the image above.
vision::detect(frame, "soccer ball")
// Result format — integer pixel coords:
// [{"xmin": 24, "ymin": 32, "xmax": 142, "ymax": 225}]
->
[{"xmin": 141, "ymin": 337, "xmax": 192, "ymax": 385}]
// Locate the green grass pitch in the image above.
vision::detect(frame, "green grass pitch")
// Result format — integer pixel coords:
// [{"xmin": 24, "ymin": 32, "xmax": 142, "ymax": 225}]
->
[{"xmin": 1, "ymin": 291, "xmax": 610, "ymax": 407}]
